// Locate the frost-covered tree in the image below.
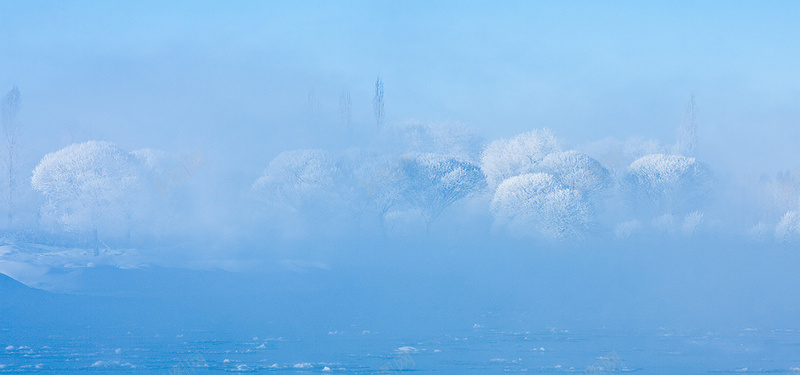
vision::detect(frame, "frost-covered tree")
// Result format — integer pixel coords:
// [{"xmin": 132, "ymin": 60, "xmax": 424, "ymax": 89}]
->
[
  {"xmin": 538, "ymin": 150, "xmax": 611, "ymax": 198},
  {"xmin": 750, "ymin": 169, "xmax": 800, "ymax": 241},
  {"xmin": 775, "ymin": 210, "xmax": 800, "ymax": 242},
  {"xmin": 384, "ymin": 153, "xmax": 485, "ymax": 228},
  {"xmin": 491, "ymin": 173, "xmax": 591, "ymax": 239},
  {"xmin": 351, "ymin": 152, "xmax": 403, "ymax": 224},
  {"xmin": 31, "ymin": 141, "xmax": 142, "ymax": 255},
  {"xmin": 1, "ymin": 86, "xmax": 21, "ymax": 227},
  {"xmin": 622, "ymin": 153, "xmax": 712, "ymax": 214},
  {"xmin": 481, "ymin": 129, "xmax": 560, "ymax": 190},
  {"xmin": 252, "ymin": 149, "xmax": 375, "ymax": 238},
  {"xmin": 252, "ymin": 149, "xmax": 348, "ymax": 212}
]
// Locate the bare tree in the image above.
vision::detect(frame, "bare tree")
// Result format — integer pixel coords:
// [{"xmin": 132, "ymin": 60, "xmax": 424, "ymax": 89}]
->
[
  {"xmin": 1, "ymin": 86, "xmax": 21, "ymax": 228},
  {"xmin": 373, "ymin": 77, "xmax": 384, "ymax": 130},
  {"xmin": 675, "ymin": 95, "xmax": 697, "ymax": 157}
]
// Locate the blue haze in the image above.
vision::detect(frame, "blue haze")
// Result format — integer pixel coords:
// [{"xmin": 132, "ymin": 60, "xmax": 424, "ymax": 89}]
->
[{"xmin": 1, "ymin": 2, "xmax": 800, "ymax": 374}]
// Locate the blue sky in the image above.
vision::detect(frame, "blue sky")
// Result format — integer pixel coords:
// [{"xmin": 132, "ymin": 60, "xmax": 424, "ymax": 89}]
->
[{"xmin": 1, "ymin": 1, "xmax": 799, "ymax": 175}]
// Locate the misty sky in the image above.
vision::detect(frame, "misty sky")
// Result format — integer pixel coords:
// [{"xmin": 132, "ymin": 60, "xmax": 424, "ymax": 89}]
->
[{"xmin": 2, "ymin": 1, "xmax": 799, "ymax": 179}]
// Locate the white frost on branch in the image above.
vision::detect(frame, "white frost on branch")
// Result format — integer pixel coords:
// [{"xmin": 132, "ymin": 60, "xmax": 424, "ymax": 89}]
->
[
  {"xmin": 481, "ymin": 129, "xmax": 560, "ymax": 191},
  {"xmin": 775, "ymin": 210, "xmax": 800, "ymax": 242},
  {"xmin": 252, "ymin": 149, "xmax": 347, "ymax": 212},
  {"xmin": 491, "ymin": 173, "xmax": 591, "ymax": 239},
  {"xmin": 623, "ymin": 153, "xmax": 713, "ymax": 214},
  {"xmin": 30, "ymin": 141, "xmax": 144, "ymax": 253},
  {"xmin": 538, "ymin": 150, "xmax": 612, "ymax": 198},
  {"xmin": 383, "ymin": 152, "xmax": 486, "ymax": 226}
]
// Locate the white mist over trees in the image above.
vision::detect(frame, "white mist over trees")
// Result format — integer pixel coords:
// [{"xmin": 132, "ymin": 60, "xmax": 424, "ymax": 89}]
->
[
  {"xmin": 20, "ymin": 122, "xmax": 728, "ymax": 246},
  {"xmin": 18, "ymin": 102, "xmax": 800, "ymax": 248},
  {"xmin": 753, "ymin": 169, "xmax": 800, "ymax": 242},
  {"xmin": 384, "ymin": 121, "xmax": 483, "ymax": 162},
  {"xmin": 252, "ymin": 149, "xmax": 347, "ymax": 213},
  {"xmin": 674, "ymin": 96, "xmax": 698, "ymax": 157},
  {"xmin": 1, "ymin": 86, "xmax": 21, "ymax": 228},
  {"xmin": 250, "ymin": 123, "xmax": 486, "ymax": 236},
  {"xmin": 0, "ymin": 1, "xmax": 794, "ymax": 256},
  {"xmin": 581, "ymin": 136, "xmax": 667, "ymax": 178}
]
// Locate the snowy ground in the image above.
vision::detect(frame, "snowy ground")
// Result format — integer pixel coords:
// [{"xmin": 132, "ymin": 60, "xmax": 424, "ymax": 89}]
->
[{"xmin": 0, "ymin": 241, "xmax": 267, "ymax": 293}]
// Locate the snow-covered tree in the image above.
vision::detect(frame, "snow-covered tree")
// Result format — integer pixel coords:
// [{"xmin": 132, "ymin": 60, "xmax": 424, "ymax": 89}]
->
[
  {"xmin": 252, "ymin": 149, "xmax": 348, "ymax": 212},
  {"xmin": 491, "ymin": 173, "xmax": 591, "ymax": 239},
  {"xmin": 251, "ymin": 148, "xmax": 481, "ymax": 236},
  {"xmin": 254, "ymin": 149, "xmax": 397, "ymax": 238},
  {"xmin": 538, "ymin": 150, "xmax": 611, "ymax": 198},
  {"xmin": 750, "ymin": 169, "xmax": 800, "ymax": 242},
  {"xmin": 775, "ymin": 210, "xmax": 800, "ymax": 242},
  {"xmin": 31, "ymin": 141, "xmax": 142, "ymax": 255},
  {"xmin": 351, "ymin": 152, "xmax": 404, "ymax": 224},
  {"xmin": 387, "ymin": 153, "xmax": 486, "ymax": 227},
  {"xmin": 253, "ymin": 150, "xmax": 364, "ymax": 237},
  {"xmin": 622, "ymin": 153, "xmax": 712, "ymax": 214},
  {"xmin": 481, "ymin": 129, "xmax": 560, "ymax": 190}
]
